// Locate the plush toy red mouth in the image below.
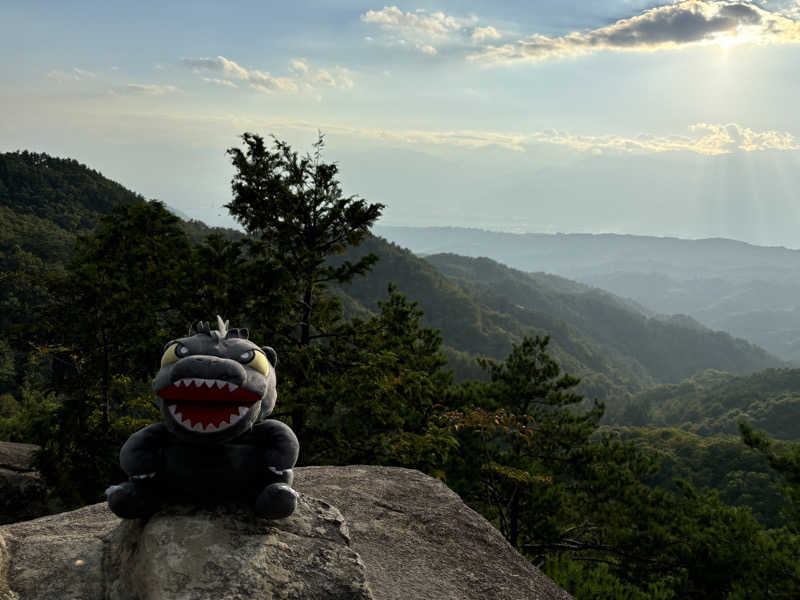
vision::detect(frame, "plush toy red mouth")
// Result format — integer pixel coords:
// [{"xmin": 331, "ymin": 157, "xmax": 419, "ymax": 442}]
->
[{"xmin": 157, "ymin": 378, "xmax": 260, "ymax": 433}]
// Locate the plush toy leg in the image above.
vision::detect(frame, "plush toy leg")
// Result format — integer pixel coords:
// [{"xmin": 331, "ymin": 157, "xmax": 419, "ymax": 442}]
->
[
  {"xmin": 106, "ymin": 481, "xmax": 162, "ymax": 519},
  {"xmin": 255, "ymin": 483, "xmax": 298, "ymax": 519}
]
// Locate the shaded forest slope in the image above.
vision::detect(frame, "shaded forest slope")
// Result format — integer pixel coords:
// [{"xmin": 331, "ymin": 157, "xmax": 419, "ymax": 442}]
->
[{"xmin": 334, "ymin": 239, "xmax": 780, "ymax": 401}]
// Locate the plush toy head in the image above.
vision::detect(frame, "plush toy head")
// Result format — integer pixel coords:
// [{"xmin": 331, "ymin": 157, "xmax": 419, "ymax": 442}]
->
[{"xmin": 152, "ymin": 317, "xmax": 277, "ymax": 444}]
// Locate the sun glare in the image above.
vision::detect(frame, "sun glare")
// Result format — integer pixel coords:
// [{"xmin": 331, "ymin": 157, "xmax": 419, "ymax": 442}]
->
[
  {"xmin": 711, "ymin": 26, "xmax": 761, "ymax": 52},
  {"xmin": 716, "ymin": 36, "xmax": 737, "ymax": 51}
]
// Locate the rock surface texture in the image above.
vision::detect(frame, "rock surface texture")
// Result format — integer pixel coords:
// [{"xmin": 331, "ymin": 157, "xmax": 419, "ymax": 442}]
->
[
  {"xmin": 295, "ymin": 466, "xmax": 573, "ymax": 600},
  {"xmin": 0, "ymin": 442, "xmax": 47, "ymax": 525},
  {"xmin": 0, "ymin": 466, "xmax": 572, "ymax": 600}
]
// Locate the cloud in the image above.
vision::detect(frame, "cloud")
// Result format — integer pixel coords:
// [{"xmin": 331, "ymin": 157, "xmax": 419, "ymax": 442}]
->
[
  {"xmin": 525, "ymin": 123, "xmax": 800, "ymax": 155},
  {"xmin": 181, "ymin": 56, "xmax": 249, "ymax": 80},
  {"xmin": 202, "ymin": 77, "xmax": 238, "ymax": 88},
  {"xmin": 472, "ymin": 26, "xmax": 502, "ymax": 42},
  {"xmin": 181, "ymin": 55, "xmax": 354, "ymax": 94},
  {"xmin": 72, "ymin": 67, "xmax": 96, "ymax": 79},
  {"xmin": 469, "ymin": 1, "xmax": 800, "ymax": 63},
  {"xmin": 47, "ymin": 67, "xmax": 96, "ymax": 81},
  {"xmin": 248, "ymin": 71, "xmax": 299, "ymax": 94},
  {"xmin": 361, "ymin": 6, "xmax": 462, "ymax": 38},
  {"xmin": 688, "ymin": 122, "xmax": 800, "ymax": 153},
  {"xmin": 101, "ymin": 111, "xmax": 799, "ymax": 162},
  {"xmin": 289, "ymin": 58, "xmax": 309, "ymax": 75},
  {"xmin": 271, "ymin": 120, "xmax": 800, "ymax": 156},
  {"xmin": 47, "ymin": 70, "xmax": 78, "ymax": 82},
  {"xmin": 115, "ymin": 84, "xmax": 181, "ymax": 96},
  {"xmin": 361, "ymin": 6, "xmax": 491, "ymax": 55}
]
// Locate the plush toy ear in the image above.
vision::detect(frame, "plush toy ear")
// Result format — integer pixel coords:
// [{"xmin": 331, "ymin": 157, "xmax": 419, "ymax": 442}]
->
[{"xmin": 262, "ymin": 346, "xmax": 277, "ymax": 367}]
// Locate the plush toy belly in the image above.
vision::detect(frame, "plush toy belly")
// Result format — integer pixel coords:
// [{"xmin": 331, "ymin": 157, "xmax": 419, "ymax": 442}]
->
[{"xmin": 160, "ymin": 443, "xmax": 269, "ymax": 499}]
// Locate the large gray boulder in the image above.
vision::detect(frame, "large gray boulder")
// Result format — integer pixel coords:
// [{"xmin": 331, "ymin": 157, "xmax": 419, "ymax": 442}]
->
[
  {"xmin": 295, "ymin": 466, "xmax": 573, "ymax": 600},
  {"xmin": 0, "ymin": 442, "xmax": 47, "ymax": 524},
  {"xmin": 0, "ymin": 466, "xmax": 572, "ymax": 600}
]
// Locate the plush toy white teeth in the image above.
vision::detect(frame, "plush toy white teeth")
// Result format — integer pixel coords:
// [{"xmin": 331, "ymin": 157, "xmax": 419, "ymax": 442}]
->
[
  {"xmin": 168, "ymin": 404, "xmax": 252, "ymax": 433},
  {"xmin": 173, "ymin": 378, "xmax": 239, "ymax": 391}
]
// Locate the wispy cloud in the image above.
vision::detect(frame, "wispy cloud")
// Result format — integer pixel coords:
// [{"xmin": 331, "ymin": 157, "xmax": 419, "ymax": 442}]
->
[
  {"xmin": 202, "ymin": 77, "xmax": 238, "ymax": 88},
  {"xmin": 469, "ymin": 1, "xmax": 800, "ymax": 64},
  {"xmin": 528, "ymin": 123, "xmax": 800, "ymax": 155},
  {"xmin": 100, "ymin": 110, "xmax": 800, "ymax": 158},
  {"xmin": 180, "ymin": 55, "xmax": 353, "ymax": 94},
  {"xmin": 114, "ymin": 84, "xmax": 181, "ymax": 96},
  {"xmin": 72, "ymin": 67, "xmax": 96, "ymax": 79},
  {"xmin": 182, "ymin": 56, "xmax": 249, "ymax": 80},
  {"xmin": 268, "ymin": 120, "xmax": 800, "ymax": 156},
  {"xmin": 47, "ymin": 67, "xmax": 96, "ymax": 81}
]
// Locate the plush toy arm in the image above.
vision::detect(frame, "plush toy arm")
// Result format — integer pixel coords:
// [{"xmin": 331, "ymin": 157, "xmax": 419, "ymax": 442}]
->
[
  {"xmin": 243, "ymin": 419, "xmax": 300, "ymax": 471},
  {"xmin": 119, "ymin": 423, "xmax": 170, "ymax": 477}
]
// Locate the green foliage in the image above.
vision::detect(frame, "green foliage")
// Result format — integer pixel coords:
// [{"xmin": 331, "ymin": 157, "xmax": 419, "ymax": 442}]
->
[
  {"xmin": 443, "ymin": 336, "xmax": 604, "ymax": 549},
  {"xmin": 625, "ymin": 368, "xmax": 800, "ymax": 440},
  {"xmin": 225, "ymin": 132, "xmax": 384, "ymax": 453},
  {"xmin": 441, "ymin": 337, "xmax": 800, "ymax": 599},
  {"xmin": 615, "ymin": 426, "xmax": 786, "ymax": 527},
  {"xmin": 741, "ymin": 423, "xmax": 800, "ymax": 530},
  {"xmin": 22, "ymin": 201, "xmax": 193, "ymax": 505},
  {"xmin": 46, "ymin": 201, "xmax": 194, "ymax": 380},
  {"xmin": 304, "ymin": 286, "xmax": 456, "ymax": 470},
  {"xmin": 546, "ymin": 555, "xmax": 677, "ymax": 600},
  {"xmin": 0, "ymin": 151, "xmax": 144, "ymax": 231}
]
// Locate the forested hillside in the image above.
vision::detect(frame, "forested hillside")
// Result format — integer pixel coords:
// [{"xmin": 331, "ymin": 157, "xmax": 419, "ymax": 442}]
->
[
  {"xmin": 622, "ymin": 368, "xmax": 800, "ymax": 440},
  {"xmin": 334, "ymin": 240, "xmax": 780, "ymax": 404},
  {"xmin": 614, "ymin": 427, "xmax": 786, "ymax": 528},
  {"xmin": 0, "ymin": 151, "xmax": 241, "ymax": 256},
  {"xmin": 2, "ymin": 147, "xmax": 798, "ymax": 600}
]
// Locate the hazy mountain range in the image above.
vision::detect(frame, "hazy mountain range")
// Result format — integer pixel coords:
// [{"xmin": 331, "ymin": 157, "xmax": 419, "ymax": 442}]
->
[{"xmin": 376, "ymin": 225, "xmax": 800, "ymax": 362}]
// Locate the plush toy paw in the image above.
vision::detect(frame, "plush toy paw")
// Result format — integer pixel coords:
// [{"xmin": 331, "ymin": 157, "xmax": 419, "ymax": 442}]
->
[
  {"xmin": 255, "ymin": 483, "xmax": 297, "ymax": 519},
  {"xmin": 107, "ymin": 480, "xmax": 162, "ymax": 519}
]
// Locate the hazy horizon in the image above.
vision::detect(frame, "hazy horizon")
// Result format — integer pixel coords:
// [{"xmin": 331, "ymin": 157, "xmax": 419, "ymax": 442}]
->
[{"xmin": 4, "ymin": 1, "xmax": 800, "ymax": 247}]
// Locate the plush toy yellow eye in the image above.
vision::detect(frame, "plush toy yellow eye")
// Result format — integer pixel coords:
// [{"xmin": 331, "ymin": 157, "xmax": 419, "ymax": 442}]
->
[
  {"xmin": 240, "ymin": 349, "xmax": 269, "ymax": 375},
  {"xmin": 160, "ymin": 343, "xmax": 187, "ymax": 367}
]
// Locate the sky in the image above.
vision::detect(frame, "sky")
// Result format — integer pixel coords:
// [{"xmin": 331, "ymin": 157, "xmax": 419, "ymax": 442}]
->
[{"xmin": 2, "ymin": 0, "xmax": 800, "ymax": 247}]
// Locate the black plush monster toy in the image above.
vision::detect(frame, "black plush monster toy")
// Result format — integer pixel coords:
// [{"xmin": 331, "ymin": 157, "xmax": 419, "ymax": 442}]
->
[{"xmin": 106, "ymin": 317, "xmax": 299, "ymax": 520}]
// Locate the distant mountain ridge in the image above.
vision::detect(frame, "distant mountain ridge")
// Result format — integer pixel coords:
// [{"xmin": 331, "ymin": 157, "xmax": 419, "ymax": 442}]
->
[
  {"xmin": 374, "ymin": 226, "xmax": 800, "ymax": 278},
  {"xmin": 375, "ymin": 226, "xmax": 800, "ymax": 361}
]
